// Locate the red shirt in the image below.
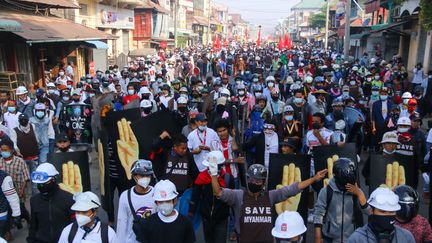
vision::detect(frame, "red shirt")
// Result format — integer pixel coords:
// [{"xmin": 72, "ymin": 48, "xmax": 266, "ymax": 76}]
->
[
  {"xmin": 122, "ymin": 94, "xmax": 139, "ymax": 105},
  {"xmin": 395, "ymin": 215, "xmax": 432, "ymax": 243}
]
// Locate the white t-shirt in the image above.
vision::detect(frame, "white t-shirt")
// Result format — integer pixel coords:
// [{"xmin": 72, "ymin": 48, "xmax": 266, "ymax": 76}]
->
[
  {"xmin": 187, "ymin": 127, "xmax": 220, "ymax": 172},
  {"xmin": 58, "ymin": 221, "xmax": 117, "ymax": 243},
  {"xmin": 264, "ymin": 132, "xmax": 279, "ymax": 168},
  {"xmin": 116, "ymin": 186, "xmax": 156, "ymax": 243},
  {"xmin": 306, "ymin": 128, "xmax": 333, "ymax": 153},
  {"xmin": 3, "ymin": 112, "xmax": 21, "ymax": 130}
]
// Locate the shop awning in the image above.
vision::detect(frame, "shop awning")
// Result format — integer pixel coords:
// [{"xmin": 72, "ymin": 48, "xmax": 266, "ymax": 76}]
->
[
  {"xmin": 16, "ymin": 0, "xmax": 80, "ymax": 9},
  {"xmin": 137, "ymin": 0, "xmax": 169, "ymax": 14},
  {"xmin": 0, "ymin": 19, "xmax": 22, "ymax": 32},
  {"xmin": 370, "ymin": 21, "xmax": 408, "ymax": 35},
  {"xmin": 85, "ymin": 40, "xmax": 108, "ymax": 49},
  {"xmin": 129, "ymin": 48, "xmax": 157, "ymax": 57},
  {"xmin": 0, "ymin": 11, "xmax": 116, "ymax": 44},
  {"xmin": 193, "ymin": 16, "xmax": 209, "ymax": 26}
]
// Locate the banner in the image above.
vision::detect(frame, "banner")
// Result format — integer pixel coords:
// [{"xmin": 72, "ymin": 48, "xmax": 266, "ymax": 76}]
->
[
  {"xmin": 268, "ymin": 153, "xmax": 311, "ymax": 223},
  {"xmin": 48, "ymin": 151, "xmax": 90, "ymax": 194},
  {"xmin": 64, "ymin": 104, "xmax": 92, "ymax": 144},
  {"xmin": 368, "ymin": 154, "xmax": 415, "ymax": 192},
  {"xmin": 97, "ymin": 130, "xmax": 112, "ymax": 213},
  {"xmin": 312, "ymin": 143, "xmax": 357, "ymax": 191}
]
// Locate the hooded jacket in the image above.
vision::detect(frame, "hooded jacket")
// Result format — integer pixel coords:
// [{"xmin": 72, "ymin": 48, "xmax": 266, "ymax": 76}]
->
[
  {"xmin": 313, "ymin": 178, "xmax": 370, "ymax": 243},
  {"xmin": 348, "ymin": 224, "xmax": 415, "ymax": 243}
]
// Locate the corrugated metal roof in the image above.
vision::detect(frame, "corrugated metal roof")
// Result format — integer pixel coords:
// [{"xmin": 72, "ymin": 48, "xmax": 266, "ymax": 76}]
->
[
  {"xmin": 292, "ymin": 0, "xmax": 325, "ymax": 10},
  {"xmin": 0, "ymin": 11, "xmax": 116, "ymax": 43},
  {"xmin": 16, "ymin": 0, "xmax": 79, "ymax": 9}
]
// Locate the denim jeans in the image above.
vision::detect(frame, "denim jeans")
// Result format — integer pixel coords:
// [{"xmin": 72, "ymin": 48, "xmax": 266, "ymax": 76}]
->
[
  {"xmin": 38, "ymin": 144, "xmax": 49, "ymax": 164},
  {"xmin": 25, "ymin": 159, "xmax": 39, "ymax": 194}
]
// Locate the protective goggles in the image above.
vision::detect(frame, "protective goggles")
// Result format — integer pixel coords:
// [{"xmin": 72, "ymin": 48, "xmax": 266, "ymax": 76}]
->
[
  {"xmin": 263, "ymin": 124, "xmax": 275, "ymax": 130},
  {"xmin": 31, "ymin": 171, "xmax": 50, "ymax": 183}
]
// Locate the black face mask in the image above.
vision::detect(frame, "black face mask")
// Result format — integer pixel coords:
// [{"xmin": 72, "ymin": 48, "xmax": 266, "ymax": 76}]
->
[
  {"xmin": 59, "ymin": 146, "xmax": 70, "ymax": 152},
  {"xmin": 216, "ymin": 105, "xmax": 225, "ymax": 113},
  {"xmin": 192, "ymin": 94, "xmax": 199, "ymax": 99},
  {"xmin": 178, "ymin": 106, "xmax": 187, "ymax": 113},
  {"xmin": 19, "ymin": 119, "xmax": 29, "ymax": 127},
  {"xmin": 312, "ymin": 122, "xmax": 321, "ymax": 130},
  {"xmin": 142, "ymin": 108, "xmax": 152, "ymax": 114},
  {"xmin": 102, "ymin": 82, "xmax": 109, "ymax": 88},
  {"xmin": 37, "ymin": 181, "xmax": 58, "ymax": 197},
  {"xmin": 369, "ymin": 214, "xmax": 396, "ymax": 238},
  {"xmin": 271, "ymin": 96, "xmax": 279, "ymax": 101},
  {"xmin": 333, "ymin": 110, "xmax": 344, "ymax": 120},
  {"xmin": 73, "ymin": 98, "xmax": 80, "ymax": 102},
  {"xmin": 248, "ymin": 182, "xmax": 263, "ymax": 193},
  {"xmin": 142, "ymin": 95, "xmax": 150, "ymax": 100}
]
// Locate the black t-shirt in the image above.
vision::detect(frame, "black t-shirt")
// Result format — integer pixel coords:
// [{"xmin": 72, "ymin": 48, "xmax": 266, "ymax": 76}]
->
[{"xmin": 134, "ymin": 212, "xmax": 195, "ymax": 243}]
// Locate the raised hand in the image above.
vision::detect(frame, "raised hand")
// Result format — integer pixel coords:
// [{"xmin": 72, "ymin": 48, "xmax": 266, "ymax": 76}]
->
[
  {"xmin": 323, "ymin": 155, "xmax": 339, "ymax": 187},
  {"xmin": 275, "ymin": 163, "xmax": 302, "ymax": 214},
  {"xmin": 116, "ymin": 118, "xmax": 139, "ymax": 180},
  {"xmin": 59, "ymin": 161, "xmax": 83, "ymax": 194},
  {"xmin": 385, "ymin": 161, "xmax": 405, "ymax": 190}
]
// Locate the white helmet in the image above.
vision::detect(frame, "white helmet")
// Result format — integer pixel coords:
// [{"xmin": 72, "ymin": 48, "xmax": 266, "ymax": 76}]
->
[
  {"xmin": 333, "ymin": 64, "xmax": 340, "ymax": 69},
  {"xmin": 140, "ymin": 99, "xmax": 152, "ymax": 108},
  {"xmin": 397, "ymin": 117, "xmax": 411, "ymax": 126},
  {"xmin": 352, "ymin": 66, "xmax": 359, "ymax": 71},
  {"xmin": 202, "ymin": 150, "xmax": 225, "ymax": 166},
  {"xmin": 283, "ymin": 105, "xmax": 294, "ymax": 113},
  {"xmin": 370, "ymin": 58, "xmax": 376, "ymax": 64},
  {"xmin": 401, "ymin": 92, "xmax": 412, "ymax": 99},
  {"xmin": 288, "ymin": 62, "xmax": 294, "ymax": 67},
  {"xmin": 266, "ymin": 76, "xmax": 275, "ymax": 82},
  {"xmin": 305, "ymin": 76, "xmax": 313, "ymax": 84},
  {"xmin": 139, "ymin": 87, "xmax": 151, "ymax": 95},
  {"xmin": 177, "ymin": 96, "xmax": 188, "ymax": 105},
  {"xmin": 153, "ymin": 180, "xmax": 178, "ymax": 201},
  {"xmin": 71, "ymin": 191, "xmax": 101, "ymax": 211},
  {"xmin": 32, "ymin": 163, "xmax": 59, "ymax": 183},
  {"xmin": 220, "ymin": 88, "xmax": 231, "ymax": 97},
  {"xmin": 271, "ymin": 211, "xmax": 307, "ymax": 239},
  {"xmin": 286, "ymin": 76, "xmax": 294, "ymax": 84},
  {"xmin": 16, "ymin": 86, "xmax": 28, "ymax": 95},
  {"xmin": 47, "ymin": 82, "xmax": 56, "ymax": 88},
  {"xmin": 367, "ymin": 187, "xmax": 400, "ymax": 211}
]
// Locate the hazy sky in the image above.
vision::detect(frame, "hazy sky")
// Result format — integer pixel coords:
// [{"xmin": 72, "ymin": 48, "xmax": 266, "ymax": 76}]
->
[{"xmin": 214, "ymin": 0, "xmax": 301, "ymax": 34}]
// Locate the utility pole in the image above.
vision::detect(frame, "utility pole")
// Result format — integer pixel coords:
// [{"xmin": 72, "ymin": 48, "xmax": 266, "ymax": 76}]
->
[
  {"xmin": 344, "ymin": 0, "xmax": 351, "ymax": 59},
  {"xmin": 324, "ymin": 0, "xmax": 330, "ymax": 49},
  {"xmin": 174, "ymin": 0, "xmax": 178, "ymax": 48},
  {"xmin": 207, "ymin": 0, "xmax": 211, "ymax": 46}
]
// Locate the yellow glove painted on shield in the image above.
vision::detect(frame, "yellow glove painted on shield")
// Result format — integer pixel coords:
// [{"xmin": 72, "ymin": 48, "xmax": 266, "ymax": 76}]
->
[
  {"xmin": 323, "ymin": 155, "xmax": 338, "ymax": 187},
  {"xmin": 116, "ymin": 118, "xmax": 139, "ymax": 180},
  {"xmin": 98, "ymin": 139, "xmax": 105, "ymax": 196},
  {"xmin": 384, "ymin": 161, "xmax": 405, "ymax": 190},
  {"xmin": 59, "ymin": 161, "xmax": 83, "ymax": 194},
  {"xmin": 275, "ymin": 163, "xmax": 302, "ymax": 214}
]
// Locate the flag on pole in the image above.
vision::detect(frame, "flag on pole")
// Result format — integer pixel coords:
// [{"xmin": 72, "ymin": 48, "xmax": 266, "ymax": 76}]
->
[
  {"xmin": 278, "ymin": 36, "xmax": 283, "ymax": 50},
  {"xmin": 256, "ymin": 28, "xmax": 261, "ymax": 46},
  {"xmin": 284, "ymin": 34, "xmax": 289, "ymax": 49},
  {"xmin": 216, "ymin": 35, "xmax": 221, "ymax": 50}
]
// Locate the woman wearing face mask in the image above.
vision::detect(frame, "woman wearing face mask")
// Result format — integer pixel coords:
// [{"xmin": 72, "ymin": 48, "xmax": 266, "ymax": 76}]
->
[
  {"xmin": 122, "ymin": 84, "xmax": 139, "ymax": 106},
  {"xmin": 134, "ymin": 179, "xmax": 196, "ymax": 243},
  {"xmin": 3, "ymin": 100, "xmax": 21, "ymax": 130},
  {"xmin": 29, "ymin": 163, "xmax": 74, "ymax": 243},
  {"xmin": 348, "ymin": 187, "xmax": 415, "ymax": 243},
  {"xmin": 117, "ymin": 160, "xmax": 156, "ymax": 243},
  {"xmin": 58, "ymin": 192, "xmax": 116, "ymax": 243},
  {"xmin": 362, "ymin": 131, "xmax": 400, "ymax": 186}
]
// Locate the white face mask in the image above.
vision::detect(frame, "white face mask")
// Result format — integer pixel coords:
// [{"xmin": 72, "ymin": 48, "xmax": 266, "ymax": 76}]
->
[
  {"xmin": 238, "ymin": 90, "xmax": 245, "ymax": 96},
  {"xmin": 268, "ymin": 82, "xmax": 274, "ymax": 88},
  {"xmin": 76, "ymin": 214, "xmax": 92, "ymax": 227},
  {"xmin": 59, "ymin": 72, "xmax": 64, "ymax": 76},
  {"xmin": 128, "ymin": 90, "xmax": 135, "ymax": 95},
  {"xmin": 137, "ymin": 177, "xmax": 150, "ymax": 188},
  {"xmin": 198, "ymin": 125, "xmax": 207, "ymax": 131},
  {"xmin": 158, "ymin": 202, "xmax": 174, "ymax": 216}
]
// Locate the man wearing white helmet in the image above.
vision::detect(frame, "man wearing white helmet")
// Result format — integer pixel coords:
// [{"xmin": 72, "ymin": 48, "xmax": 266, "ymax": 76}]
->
[
  {"xmin": 134, "ymin": 179, "xmax": 195, "ymax": 243},
  {"xmin": 117, "ymin": 160, "xmax": 156, "ymax": 243},
  {"xmin": 29, "ymin": 103, "xmax": 54, "ymax": 164},
  {"xmin": 263, "ymin": 76, "xmax": 277, "ymax": 102},
  {"xmin": 140, "ymin": 99, "xmax": 153, "ymax": 117},
  {"xmin": 28, "ymin": 163, "xmax": 74, "ymax": 243},
  {"xmin": 348, "ymin": 187, "xmax": 415, "ymax": 243},
  {"xmin": 16, "ymin": 86, "xmax": 36, "ymax": 118},
  {"xmin": 272, "ymin": 211, "xmax": 307, "ymax": 243},
  {"xmin": 58, "ymin": 192, "xmax": 116, "ymax": 243}
]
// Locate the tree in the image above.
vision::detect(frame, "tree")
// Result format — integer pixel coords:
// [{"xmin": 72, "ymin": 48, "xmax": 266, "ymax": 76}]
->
[
  {"xmin": 309, "ymin": 12, "xmax": 327, "ymax": 29},
  {"xmin": 420, "ymin": 0, "xmax": 432, "ymax": 30}
]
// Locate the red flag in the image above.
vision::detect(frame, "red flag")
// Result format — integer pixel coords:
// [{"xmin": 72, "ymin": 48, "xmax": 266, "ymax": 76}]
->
[
  {"xmin": 288, "ymin": 38, "xmax": 292, "ymax": 49},
  {"xmin": 278, "ymin": 36, "xmax": 283, "ymax": 50},
  {"xmin": 256, "ymin": 28, "xmax": 261, "ymax": 46},
  {"xmin": 223, "ymin": 38, "xmax": 227, "ymax": 48},
  {"xmin": 216, "ymin": 35, "xmax": 221, "ymax": 50},
  {"xmin": 284, "ymin": 34, "xmax": 289, "ymax": 49}
]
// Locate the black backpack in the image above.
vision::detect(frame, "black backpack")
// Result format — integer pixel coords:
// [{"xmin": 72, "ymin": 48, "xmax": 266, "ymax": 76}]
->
[{"xmin": 68, "ymin": 221, "xmax": 109, "ymax": 243}]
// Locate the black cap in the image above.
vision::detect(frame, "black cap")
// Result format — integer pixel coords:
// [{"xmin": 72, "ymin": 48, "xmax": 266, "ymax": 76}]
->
[
  {"xmin": 56, "ymin": 133, "xmax": 70, "ymax": 143},
  {"xmin": 196, "ymin": 113, "xmax": 207, "ymax": 121},
  {"xmin": 280, "ymin": 138, "xmax": 297, "ymax": 149},
  {"xmin": 18, "ymin": 113, "xmax": 29, "ymax": 122}
]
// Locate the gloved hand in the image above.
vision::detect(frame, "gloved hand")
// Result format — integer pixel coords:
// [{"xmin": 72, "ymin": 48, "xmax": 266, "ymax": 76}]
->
[
  {"xmin": 208, "ymin": 156, "xmax": 218, "ymax": 176},
  {"xmin": 13, "ymin": 216, "xmax": 22, "ymax": 229}
]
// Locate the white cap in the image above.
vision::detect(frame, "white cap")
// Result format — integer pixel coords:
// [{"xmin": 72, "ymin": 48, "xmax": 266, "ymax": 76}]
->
[
  {"xmin": 177, "ymin": 97, "xmax": 188, "ymax": 105},
  {"xmin": 202, "ymin": 150, "xmax": 226, "ymax": 166},
  {"xmin": 153, "ymin": 180, "xmax": 178, "ymax": 201},
  {"xmin": 380, "ymin": 131, "xmax": 400, "ymax": 144},
  {"xmin": 304, "ymin": 76, "xmax": 313, "ymax": 84},
  {"xmin": 401, "ymin": 92, "xmax": 412, "ymax": 99},
  {"xmin": 352, "ymin": 66, "xmax": 359, "ymax": 71},
  {"xmin": 34, "ymin": 103, "xmax": 46, "ymax": 110},
  {"xmin": 271, "ymin": 211, "xmax": 307, "ymax": 239},
  {"xmin": 367, "ymin": 187, "xmax": 401, "ymax": 211},
  {"xmin": 139, "ymin": 87, "xmax": 151, "ymax": 94},
  {"xmin": 266, "ymin": 76, "xmax": 275, "ymax": 82},
  {"xmin": 397, "ymin": 117, "xmax": 411, "ymax": 126},
  {"xmin": 72, "ymin": 88, "xmax": 82, "ymax": 96},
  {"xmin": 179, "ymin": 87, "xmax": 188, "ymax": 93},
  {"xmin": 140, "ymin": 99, "xmax": 152, "ymax": 108},
  {"xmin": 47, "ymin": 82, "xmax": 56, "ymax": 88},
  {"xmin": 71, "ymin": 191, "xmax": 101, "ymax": 211},
  {"xmin": 32, "ymin": 163, "xmax": 59, "ymax": 183},
  {"xmin": 220, "ymin": 88, "xmax": 230, "ymax": 97},
  {"xmin": 335, "ymin": 120, "xmax": 346, "ymax": 130},
  {"xmin": 283, "ymin": 105, "xmax": 294, "ymax": 113},
  {"xmin": 16, "ymin": 86, "xmax": 28, "ymax": 95}
]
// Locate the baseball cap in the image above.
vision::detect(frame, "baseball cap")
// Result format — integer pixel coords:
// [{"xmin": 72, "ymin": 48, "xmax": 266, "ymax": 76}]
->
[
  {"xmin": 196, "ymin": 113, "xmax": 207, "ymax": 121},
  {"xmin": 380, "ymin": 131, "xmax": 400, "ymax": 144}
]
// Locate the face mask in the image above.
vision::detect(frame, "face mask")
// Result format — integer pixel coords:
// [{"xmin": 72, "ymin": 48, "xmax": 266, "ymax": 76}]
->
[
  {"xmin": 248, "ymin": 182, "xmax": 263, "ymax": 193},
  {"xmin": 75, "ymin": 214, "xmax": 92, "ymax": 227},
  {"xmin": 1, "ymin": 151, "xmax": 11, "ymax": 159},
  {"xmin": 285, "ymin": 115, "xmax": 293, "ymax": 121},
  {"xmin": 398, "ymin": 127, "xmax": 409, "ymax": 133},
  {"xmin": 142, "ymin": 108, "xmax": 152, "ymax": 115},
  {"xmin": 89, "ymin": 93, "xmax": 95, "ymax": 98},
  {"xmin": 238, "ymin": 90, "xmax": 245, "ymax": 96},
  {"xmin": 48, "ymin": 89, "xmax": 55, "ymax": 94},
  {"xmin": 63, "ymin": 96, "xmax": 70, "ymax": 101},
  {"xmin": 198, "ymin": 125, "xmax": 207, "ymax": 132},
  {"xmin": 383, "ymin": 148, "xmax": 395, "ymax": 155},
  {"xmin": 380, "ymin": 95, "xmax": 388, "ymax": 101},
  {"xmin": 59, "ymin": 72, "xmax": 64, "ymax": 76},
  {"xmin": 294, "ymin": 97, "xmax": 303, "ymax": 104},
  {"xmin": 180, "ymin": 94, "xmax": 188, "ymax": 99},
  {"xmin": 312, "ymin": 122, "xmax": 320, "ymax": 130},
  {"xmin": 7, "ymin": 107, "xmax": 15, "ymax": 113},
  {"xmin": 367, "ymin": 78, "xmax": 372, "ymax": 82},
  {"xmin": 369, "ymin": 214, "xmax": 396, "ymax": 235},
  {"xmin": 37, "ymin": 181, "xmax": 57, "ymax": 195},
  {"xmin": 272, "ymin": 96, "xmax": 279, "ymax": 101},
  {"xmin": 35, "ymin": 111, "xmax": 45, "ymax": 119},
  {"xmin": 343, "ymin": 92, "xmax": 349, "ymax": 96},
  {"xmin": 137, "ymin": 177, "xmax": 150, "ymax": 188},
  {"xmin": 158, "ymin": 202, "xmax": 174, "ymax": 216},
  {"xmin": 375, "ymin": 76, "xmax": 380, "ymax": 80},
  {"xmin": 350, "ymin": 81, "xmax": 356, "ymax": 86},
  {"xmin": 255, "ymin": 92, "xmax": 262, "ymax": 97},
  {"xmin": 253, "ymin": 78, "xmax": 259, "ymax": 82},
  {"xmin": 372, "ymin": 91, "xmax": 379, "ymax": 96},
  {"xmin": 128, "ymin": 90, "xmax": 135, "ymax": 95},
  {"xmin": 268, "ymin": 82, "xmax": 274, "ymax": 88}
]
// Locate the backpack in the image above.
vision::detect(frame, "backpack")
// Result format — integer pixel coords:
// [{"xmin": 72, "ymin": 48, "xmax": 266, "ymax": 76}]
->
[
  {"xmin": 323, "ymin": 186, "xmax": 364, "ymax": 230},
  {"xmin": 68, "ymin": 221, "xmax": 109, "ymax": 243}
]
